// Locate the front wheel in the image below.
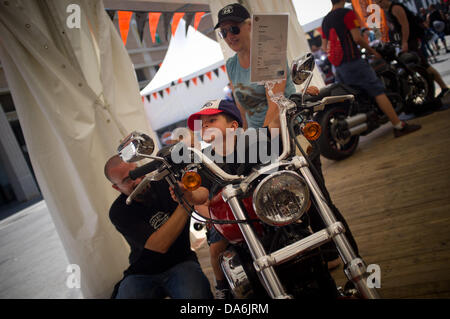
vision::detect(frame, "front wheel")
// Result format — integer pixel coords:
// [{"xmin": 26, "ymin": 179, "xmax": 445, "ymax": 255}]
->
[
  {"xmin": 315, "ymin": 106, "xmax": 360, "ymax": 161},
  {"xmin": 405, "ymin": 65, "xmax": 436, "ymax": 115}
]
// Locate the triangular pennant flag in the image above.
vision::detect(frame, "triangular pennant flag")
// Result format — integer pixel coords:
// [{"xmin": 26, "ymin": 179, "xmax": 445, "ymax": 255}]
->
[
  {"xmin": 135, "ymin": 12, "xmax": 148, "ymax": 43},
  {"xmin": 192, "ymin": 78, "xmax": 198, "ymax": 86},
  {"xmin": 194, "ymin": 12, "xmax": 205, "ymax": 31},
  {"xmin": 152, "ymin": 92, "xmax": 158, "ymax": 100},
  {"xmin": 185, "ymin": 80, "xmax": 190, "ymax": 88},
  {"xmin": 199, "ymin": 74, "xmax": 204, "ymax": 83},
  {"xmin": 171, "ymin": 12, "xmax": 185, "ymax": 37},
  {"xmin": 184, "ymin": 12, "xmax": 195, "ymax": 35},
  {"xmin": 106, "ymin": 10, "xmax": 116, "ymax": 21},
  {"xmin": 177, "ymin": 78, "xmax": 183, "ymax": 84},
  {"xmin": 165, "ymin": 87, "xmax": 171, "ymax": 95},
  {"xmin": 146, "ymin": 95, "xmax": 150, "ymax": 103},
  {"xmin": 162, "ymin": 12, "xmax": 174, "ymax": 41},
  {"xmin": 141, "ymin": 96, "xmax": 145, "ymax": 103},
  {"xmin": 117, "ymin": 11, "xmax": 133, "ymax": 46},
  {"xmin": 220, "ymin": 65, "xmax": 226, "ymax": 73},
  {"xmin": 206, "ymin": 71, "xmax": 212, "ymax": 81},
  {"xmin": 148, "ymin": 12, "xmax": 162, "ymax": 43},
  {"xmin": 213, "ymin": 68, "xmax": 219, "ymax": 77},
  {"xmin": 158, "ymin": 90, "xmax": 164, "ymax": 98},
  {"xmin": 171, "ymin": 81, "xmax": 176, "ymax": 86}
]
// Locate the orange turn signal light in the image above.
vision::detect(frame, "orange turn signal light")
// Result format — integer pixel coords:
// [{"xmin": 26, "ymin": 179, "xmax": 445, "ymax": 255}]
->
[
  {"xmin": 302, "ymin": 121, "xmax": 322, "ymax": 141},
  {"xmin": 182, "ymin": 171, "xmax": 202, "ymax": 191}
]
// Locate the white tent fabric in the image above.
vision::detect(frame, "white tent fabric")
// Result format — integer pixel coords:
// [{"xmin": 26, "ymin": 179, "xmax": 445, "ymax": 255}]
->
[
  {"xmin": 208, "ymin": 0, "xmax": 325, "ymax": 89},
  {"xmin": 0, "ymin": 0, "xmax": 156, "ymax": 298},
  {"xmin": 140, "ymin": 19, "xmax": 228, "ymax": 131}
]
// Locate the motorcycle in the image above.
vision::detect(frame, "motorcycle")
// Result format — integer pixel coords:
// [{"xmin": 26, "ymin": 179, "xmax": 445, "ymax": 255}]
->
[
  {"xmin": 311, "ymin": 41, "xmax": 436, "ymax": 161},
  {"xmin": 116, "ymin": 54, "xmax": 379, "ymax": 299},
  {"xmin": 314, "ymin": 49, "xmax": 336, "ymax": 85}
]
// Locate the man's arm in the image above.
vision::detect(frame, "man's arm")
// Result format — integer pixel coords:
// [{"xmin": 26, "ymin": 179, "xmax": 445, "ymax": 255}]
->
[
  {"xmin": 391, "ymin": 5, "xmax": 410, "ymax": 52},
  {"xmin": 144, "ymin": 204, "xmax": 190, "ymax": 253},
  {"xmin": 145, "ymin": 185, "xmax": 208, "ymax": 254}
]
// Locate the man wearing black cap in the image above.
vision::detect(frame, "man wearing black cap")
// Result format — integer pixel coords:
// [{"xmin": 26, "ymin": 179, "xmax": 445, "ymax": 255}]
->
[{"xmin": 214, "ymin": 3, "xmax": 300, "ymax": 130}]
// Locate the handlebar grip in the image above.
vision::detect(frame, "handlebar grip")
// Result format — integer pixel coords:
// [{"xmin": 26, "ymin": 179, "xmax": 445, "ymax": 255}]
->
[{"xmin": 129, "ymin": 160, "xmax": 160, "ymax": 180}]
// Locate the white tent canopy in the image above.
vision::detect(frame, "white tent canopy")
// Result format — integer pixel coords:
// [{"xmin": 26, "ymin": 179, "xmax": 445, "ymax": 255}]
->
[{"xmin": 140, "ymin": 18, "xmax": 228, "ymax": 131}]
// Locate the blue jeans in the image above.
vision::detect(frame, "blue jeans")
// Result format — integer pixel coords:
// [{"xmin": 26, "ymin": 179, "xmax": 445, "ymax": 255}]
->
[{"xmin": 116, "ymin": 260, "xmax": 213, "ymax": 299}]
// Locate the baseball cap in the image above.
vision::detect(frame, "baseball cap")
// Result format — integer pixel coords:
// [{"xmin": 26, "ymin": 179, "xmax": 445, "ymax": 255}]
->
[
  {"xmin": 188, "ymin": 99, "xmax": 243, "ymax": 131},
  {"xmin": 214, "ymin": 3, "xmax": 250, "ymax": 29}
]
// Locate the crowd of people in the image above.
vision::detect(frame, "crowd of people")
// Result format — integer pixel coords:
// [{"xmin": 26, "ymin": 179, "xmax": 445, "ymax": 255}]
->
[{"xmin": 103, "ymin": 1, "xmax": 449, "ymax": 299}]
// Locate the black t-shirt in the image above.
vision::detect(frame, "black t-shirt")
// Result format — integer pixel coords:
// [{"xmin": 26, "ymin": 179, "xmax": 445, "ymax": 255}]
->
[
  {"xmin": 199, "ymin": 127, "xmax": 282, "ymax": 198},
  {"xmin": 321, "ymin": 8, "xmax": 361, "ymax": 66},
  {"xmin": 109, "ymin": 179, "xmax": 197, "ymax": 276},
  {"xmin": 387, "ymin": 2, "xmax": 425, "ymax": 41}
]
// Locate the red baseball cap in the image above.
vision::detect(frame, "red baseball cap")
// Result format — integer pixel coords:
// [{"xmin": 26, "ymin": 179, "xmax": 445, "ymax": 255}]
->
[{"xmin": 187, "ymin": 99, "xmax": 243, "ymax": 131}]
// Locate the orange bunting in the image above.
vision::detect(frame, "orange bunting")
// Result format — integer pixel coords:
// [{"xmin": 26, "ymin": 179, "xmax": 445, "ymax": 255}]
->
[
  {"xmin": 149, "ymin": 12, "xmax": 162, "ymax": 43},
  {"xmin": 206, "ymin": 71, "xmax": 212, "ymax": 80},
  {"xmin": 220, "ymin": 65, "xmax": 226, "ymax": 73},
  {"xmin": 178, "ymin": 78, "xmax": 183, "ymax": 84},
  {"xmin": 152, "ymin": 92, "xmax": 158, "ymax": 100},
  {"xmin": 194, "ymin": 12, "xmax": 205, "ymax": 31},
  {"xmin": 172, "ymin": 12, "xmax": 185, "ymax": 36},
  {"xmin": 118, "ymin": 11, "xmax": 133, "ymax": 46},
  {"xmin": 165, "ymin": 87, "xmax": 171, "ymax": 94},
  {"xmin": 192, "ymin": 78, "xmax": 198, "ymax": 86}
]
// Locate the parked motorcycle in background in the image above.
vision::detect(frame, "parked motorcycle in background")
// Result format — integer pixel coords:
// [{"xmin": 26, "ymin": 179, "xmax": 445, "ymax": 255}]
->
[
  {"xmin": 311, "ymin": 45, "xmax": 336, "ymax": 85},
  {"xmin": 117, "ymin": 54, "xmax": 380, "ymax": 299},
  {"xmin": 310, "ymin": 42, "xmax": 436, "ymax": 161}
]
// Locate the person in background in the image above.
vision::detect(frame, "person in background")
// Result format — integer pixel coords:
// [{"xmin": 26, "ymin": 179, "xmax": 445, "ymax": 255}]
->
[
  {"xmin": 215, "ymin": 3, "xmax": 319, "ymax": 130},
  {"xmin": 322, "ymin": 0, "xmax": 422, "ymax": 138},
  {"xmin": 375, "ymin": 0, "xmax": 449, "ymax": 100}
]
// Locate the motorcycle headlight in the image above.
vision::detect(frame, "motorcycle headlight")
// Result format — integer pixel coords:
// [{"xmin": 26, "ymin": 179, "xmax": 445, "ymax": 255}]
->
[{"xmin": 252, "ymin": 171, "xmax": 310, "ymax": 226}]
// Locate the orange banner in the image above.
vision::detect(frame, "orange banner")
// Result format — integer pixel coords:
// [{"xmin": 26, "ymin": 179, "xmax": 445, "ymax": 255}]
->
[
  {"xmin": 194, "ymin": 12, "xmax": 205, "ymax": 31},
  {"xmin": 172, "ymin": 12, "xmax": 185, "ymax": 36},
  {"xmin": 149, "ymin": 12, "xmax": 162, "ymax": 43},
  {"xmin": 352, "ymin": 0, "xmax": 389, "ymax": 42},
  {"xmin": 118, "ymin": 11, "xmax": 133, "ymax": 46}
]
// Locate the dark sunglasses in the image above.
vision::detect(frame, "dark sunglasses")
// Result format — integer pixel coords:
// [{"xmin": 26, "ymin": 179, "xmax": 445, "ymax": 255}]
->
[{"xmin": 218, "ymin": 25, "xmax": 240, "ymax": 39}]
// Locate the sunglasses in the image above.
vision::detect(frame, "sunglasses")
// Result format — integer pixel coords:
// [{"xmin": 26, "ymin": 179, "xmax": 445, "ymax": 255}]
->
[{"xmin": 218, "ymin": 25, "xmax": 241, "ymax": 39}]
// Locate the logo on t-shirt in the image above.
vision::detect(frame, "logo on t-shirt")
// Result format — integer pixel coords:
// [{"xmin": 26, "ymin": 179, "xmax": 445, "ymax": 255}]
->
[
  {"xmin": 328, "ymin": 28, "xmax": 344, "ymax": 66},
  {"xmin": 149, "ymin": 212, "xmax": 169, "ymax": 230}
]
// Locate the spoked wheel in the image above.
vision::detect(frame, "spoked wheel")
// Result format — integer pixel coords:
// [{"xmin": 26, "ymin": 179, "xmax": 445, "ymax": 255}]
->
[{"xmin": 315, "ymin": 106, "xmax": 360, "ymax": 161}]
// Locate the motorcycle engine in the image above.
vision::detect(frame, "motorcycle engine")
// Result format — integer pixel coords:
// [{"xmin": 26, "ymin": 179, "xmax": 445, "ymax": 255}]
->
[{"xmin": 220, "ymin": 222, "xmax": 338, "ymax": 299}]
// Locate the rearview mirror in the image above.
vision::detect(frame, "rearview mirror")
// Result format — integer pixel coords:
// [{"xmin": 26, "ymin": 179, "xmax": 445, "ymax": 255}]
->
[
  {"xmin": 291, "ymin": 53, "xmax": 315, "ymax": 85},
  {"xmin": 118, "ymin": 131, "xmax": 155, "ymax": 162}
]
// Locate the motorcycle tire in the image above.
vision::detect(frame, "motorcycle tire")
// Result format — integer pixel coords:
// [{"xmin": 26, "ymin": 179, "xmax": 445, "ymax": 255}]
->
[
  {"xmin": 315, "ymin": 106, "xmax": 360, "ymax": 161},
  {"xmin": 406, "ymin": 65, "xmax": 436, "ymax": 115}
]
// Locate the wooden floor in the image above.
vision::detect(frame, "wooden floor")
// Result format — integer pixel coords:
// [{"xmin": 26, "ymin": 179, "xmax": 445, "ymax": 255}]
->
[{"xmin": 193, "ymin": 107, "xmax": 450, "ymax": 299}]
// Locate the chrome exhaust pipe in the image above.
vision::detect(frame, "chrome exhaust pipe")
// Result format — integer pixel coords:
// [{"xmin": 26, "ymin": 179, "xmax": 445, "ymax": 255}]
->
[
  {"xmin": 345, "ymin": 114, "xmax": 368, "ymax": 129},
  {"xmin": 349, "ymin": 123, "xmax": 368, "ymax": 136}
]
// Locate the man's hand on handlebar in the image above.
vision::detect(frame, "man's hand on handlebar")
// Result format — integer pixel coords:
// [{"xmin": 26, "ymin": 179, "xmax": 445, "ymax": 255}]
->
[{"xmin": 169, "ymin": 182, "xmax": 209, "ymax": 206}]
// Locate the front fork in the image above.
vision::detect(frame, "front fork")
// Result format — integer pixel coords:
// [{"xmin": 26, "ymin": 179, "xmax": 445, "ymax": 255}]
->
[{"xmin": 221, "ymin": 156, "xmax": 380, "ymax": 299}]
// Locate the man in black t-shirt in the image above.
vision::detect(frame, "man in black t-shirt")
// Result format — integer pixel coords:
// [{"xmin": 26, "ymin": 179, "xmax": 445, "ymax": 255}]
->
[{"xmin": 104, "ymin": 155, "xmax": 212, "ymax": 299}]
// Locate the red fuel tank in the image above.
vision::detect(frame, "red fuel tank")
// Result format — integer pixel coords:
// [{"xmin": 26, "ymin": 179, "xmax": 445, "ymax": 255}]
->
[{"xmin": 209, "ymin": 190, "xmax": 264, "ymax": 244}]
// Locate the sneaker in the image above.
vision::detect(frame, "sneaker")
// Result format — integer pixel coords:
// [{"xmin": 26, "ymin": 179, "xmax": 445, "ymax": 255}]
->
[
  {"xmin": 437, "ymin": 88, "xmax": 450, "ymax": 105},
  {"xmin": 393, "ymin": 122, "xmax": 421, "ymax": 138},
  {"xmin": 214, "ymin": 287, "xmax": 232, "ymax": 299}
]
